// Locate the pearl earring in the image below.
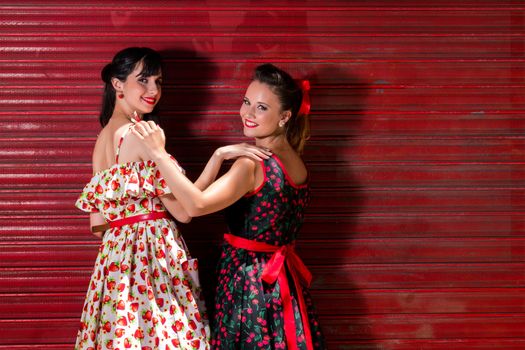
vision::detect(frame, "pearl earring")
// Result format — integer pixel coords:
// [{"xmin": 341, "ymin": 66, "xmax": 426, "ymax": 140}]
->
[{"xmin": 279, "ymin": 121, "xmax": 285, "ymax": 127}]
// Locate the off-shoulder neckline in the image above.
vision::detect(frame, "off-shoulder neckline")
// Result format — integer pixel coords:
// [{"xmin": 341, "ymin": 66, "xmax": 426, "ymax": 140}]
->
[{"xmin": 91, "ymin": 160, "xmax": 152, "ymax": 177}]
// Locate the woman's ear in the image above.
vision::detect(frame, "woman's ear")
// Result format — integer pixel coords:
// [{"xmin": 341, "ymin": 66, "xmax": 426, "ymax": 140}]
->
[
  {"xmin": 280, "ymin": 110, "xmax": 292, "ymax": 124},
  {"xmin": 111, "ymin": 77, "xmax": 123, "ymax": 92}
]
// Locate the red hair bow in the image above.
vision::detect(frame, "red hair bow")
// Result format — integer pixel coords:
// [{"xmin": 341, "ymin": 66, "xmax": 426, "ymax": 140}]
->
[{"xmin": 297, "ymin": 79, "xmax": 311, "ymax": 117}]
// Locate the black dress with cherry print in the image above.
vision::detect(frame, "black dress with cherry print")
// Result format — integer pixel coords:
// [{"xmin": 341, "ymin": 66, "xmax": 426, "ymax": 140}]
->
[{"xmin": 211, "ymin": 155, "xmax": 326, "ymax": 349}]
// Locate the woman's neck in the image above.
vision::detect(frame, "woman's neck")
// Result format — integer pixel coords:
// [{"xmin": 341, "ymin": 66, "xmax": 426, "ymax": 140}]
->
[
  {"xmin": 111, "ymin": 107, "xmax": 141, "ymax": 124},
  {"xmin": 255, "ymin": 134, "xmax": 291, "ymax": 154}
]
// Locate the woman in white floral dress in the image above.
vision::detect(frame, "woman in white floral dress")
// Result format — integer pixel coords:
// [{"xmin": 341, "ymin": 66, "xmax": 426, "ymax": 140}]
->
[{"xmin": 74, "ymin": 47, "xmax": 270, "ymax": 349}]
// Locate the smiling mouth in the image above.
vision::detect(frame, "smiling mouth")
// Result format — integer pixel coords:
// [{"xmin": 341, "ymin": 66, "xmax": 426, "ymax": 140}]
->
[
  {"xmin": 244, "ymin": 119, "xmax": 258, "ymax": 128},
  {"xmin": 142, "ymin": 97, "xmax": 157, "ymax": 105}
]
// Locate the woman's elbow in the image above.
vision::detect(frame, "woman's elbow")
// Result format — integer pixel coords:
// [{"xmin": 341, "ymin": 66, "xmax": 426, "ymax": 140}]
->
[
  {"xmin": 91, "ymin": 230, "xmax": 103, "ymax": 239},
  {"xmin": 186, "ymin": 202, "xmax": 207, "ymax": 217},
  {"xmin": 175, "ymin": 212, "xmax": 192, "ymax": 224}
]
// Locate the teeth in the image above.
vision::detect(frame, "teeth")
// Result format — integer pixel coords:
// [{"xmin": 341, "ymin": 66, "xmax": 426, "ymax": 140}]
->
[{"xmin": 245, "ymin": 120, "xmax": 257, "ymax": 127}]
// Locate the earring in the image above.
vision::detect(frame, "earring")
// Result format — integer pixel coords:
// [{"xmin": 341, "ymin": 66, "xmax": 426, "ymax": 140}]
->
[
  {"xmin": 117, "ymin": 93, "xmax": 124, "ymax": 99},
  {"xmin": 279, "ymin": 120, "xmax": 285, "ymax": 127}
]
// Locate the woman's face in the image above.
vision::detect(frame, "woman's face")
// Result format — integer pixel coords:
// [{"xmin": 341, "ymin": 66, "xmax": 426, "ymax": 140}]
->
[
  {"xmin": 118, "ymin": 62, "xmax": 162, "ymax": 115},
  {"xmin": 239, "ymin": 80, "xmax": 288, "ymax": 138}
]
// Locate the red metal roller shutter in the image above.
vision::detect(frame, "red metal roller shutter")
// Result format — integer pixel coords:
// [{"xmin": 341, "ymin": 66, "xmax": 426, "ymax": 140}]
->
[{"xmin": 0, "ymin": 1, "xmax": 524, "ymax": 348}]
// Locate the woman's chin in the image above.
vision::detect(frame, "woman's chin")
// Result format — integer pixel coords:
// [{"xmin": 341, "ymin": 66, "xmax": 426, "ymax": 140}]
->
[{"xmin": 242, "ymin": 128, "xmax": 253, "ymax": 138}]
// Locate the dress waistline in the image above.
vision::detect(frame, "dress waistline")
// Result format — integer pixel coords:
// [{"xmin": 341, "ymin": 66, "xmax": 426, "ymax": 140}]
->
[{"xmin": 91, "ymin": 211, "xmax": 170, "ymax": 233}]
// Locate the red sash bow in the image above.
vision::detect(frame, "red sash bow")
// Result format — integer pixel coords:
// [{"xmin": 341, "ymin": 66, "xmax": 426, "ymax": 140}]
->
[{"xmin": 224, "ymin": 233, "xmax": 313, "ymax": 350}]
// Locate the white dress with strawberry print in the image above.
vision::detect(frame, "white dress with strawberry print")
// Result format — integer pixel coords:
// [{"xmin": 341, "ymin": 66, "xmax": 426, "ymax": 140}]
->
[{"xmin": 75, "ymin": 159, "xmax": 210, "ymax": 349}]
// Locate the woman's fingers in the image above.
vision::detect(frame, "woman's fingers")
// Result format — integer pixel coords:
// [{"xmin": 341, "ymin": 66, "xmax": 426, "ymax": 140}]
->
[
  {"xmin": 247, "ymin": 148, "xmax": 270, "ymax": 160},
  {"xmin": 160, "ymin": 127, "xmax": 166, "ymax": 142},
  {"xmin": 240, "ymin": 143, "xmax": 272, "ymax": 155},
  {"xmin": 131, "ymin": 121, "xmax": 166, "ymax": 151},
  {"xmin": 147, "ymin": 120, "xmax": 158, "ymax": 131},
  {"xmin": 254, "ymin": 146, "xmax": 272, "ymax": 157},
  {"xmin": 132, "ymin": 121, "xmax": 156, "ymax": 135},
  {"xmin": 140, "ymin": 120, "xmax": 154, "ymax": 134},
  {"xmin": 242, "ymin": 144, "xmax": 272, "ymax": 159},
  {"xmin": 131, "ymin": 122, "xmax": 147, "ymax": 139},
  {"xmin": 130, "ymin": 128, "xmax": 144, "ymax": 139},
  {"xmin": 223, "ymin": 144, "xmax": 272, "ymax": 161}
]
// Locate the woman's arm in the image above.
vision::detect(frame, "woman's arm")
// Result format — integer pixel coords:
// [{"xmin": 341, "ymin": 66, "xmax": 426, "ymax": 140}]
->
[
  {"xmin": 89, "ymin": 213, "xmax": 106, "ymax": 238},
  {"xmin": 157, "ymin": 155, "xmax": 256, "ymax": 217},
  {"xmin": 194, "ymin": 143, "xmax": 271, "ymax": 190},
  {"xmin": 122, "ymin": 131, "xmax": 195, "ymax": 222},
  {"xmin": 160, "ymin": 144, "xmax": 269, "ymax": 221},
  {"xmin": 89, "ymin": 134, "xmax": 110, "ymax": 237},
  {"xmin": 132, "ymin": 121, "xmax": 258, "ymax": 217},
  {"xmin": 158, "ymin": 194, "xmax": 191, "ymax": 223}
]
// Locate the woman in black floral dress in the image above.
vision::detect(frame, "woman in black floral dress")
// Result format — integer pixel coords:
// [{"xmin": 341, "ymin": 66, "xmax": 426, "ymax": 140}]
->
[{"xmin": 133, "ymin": 64, "xmax": 326, "ymax": 349}]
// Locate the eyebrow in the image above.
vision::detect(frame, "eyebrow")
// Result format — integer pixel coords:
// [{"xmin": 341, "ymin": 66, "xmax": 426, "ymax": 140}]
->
[
  {"xmin": 136, "ymin": 72, "xmax": 162, "ymax": 78},
  {"xmin": 257, "ymin": 101, "xmax": 271, "ymax": 108}
]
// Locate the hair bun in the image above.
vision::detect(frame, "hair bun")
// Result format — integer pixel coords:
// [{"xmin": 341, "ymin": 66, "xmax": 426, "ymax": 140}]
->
[{"xmin": 100, "ymin": 62, "xmax": 114, "ymax": 83}]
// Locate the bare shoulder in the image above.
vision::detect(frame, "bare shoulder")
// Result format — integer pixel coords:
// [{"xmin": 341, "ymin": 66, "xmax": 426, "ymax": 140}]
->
[
  {"xmin": 231, "ymin": 156, "xmax": 265, "ymax": 192},
  {"xmin": 113, "ymin": 124, "xmax": 145, "ymax": 163},
  {"xmin": 277, "ymin": 151, "xmax": 308, "ymax": 185},
  {"xmin": 294, "ymin": 155, "xmax": 308, "ymax": 174},
  {"xmin": 231, "ymin": 156, "xmax": 258, "ymax": 172},
  {"xmin": 119, "ymin": 129, "xmax": 147, "ymax": 161},
  {"xmin": 228, "ymin": 156, "xmax": 261, "ymax": 181}
]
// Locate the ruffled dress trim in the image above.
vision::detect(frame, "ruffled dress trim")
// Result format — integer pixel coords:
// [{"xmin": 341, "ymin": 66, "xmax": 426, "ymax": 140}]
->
[{"xmin": 75, "ymin": 158, "xmax": 183, "ymax": 213}]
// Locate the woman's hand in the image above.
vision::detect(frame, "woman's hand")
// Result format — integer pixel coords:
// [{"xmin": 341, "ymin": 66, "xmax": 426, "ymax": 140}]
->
[
  {"xmin": 215, "ymin": 143, "xmax": 272, "ymax": 162},
  {"xmin": 131, "ymin": 121, "xmax": 168, "ymax": 161}
]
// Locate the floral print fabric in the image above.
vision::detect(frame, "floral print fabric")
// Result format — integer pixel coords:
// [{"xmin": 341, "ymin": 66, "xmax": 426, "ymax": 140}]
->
[
  {"xmin": 211, "ymin": 156, "xmax": 326, "ymax": 349},
  {"xmin": 75, "ymin": 160, "xmax": 210, "ymax": 349}
]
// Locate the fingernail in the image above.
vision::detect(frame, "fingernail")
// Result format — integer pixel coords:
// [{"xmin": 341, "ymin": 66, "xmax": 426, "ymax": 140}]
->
[{"xmin": 131, "ymin": 110, "xmax": 139, "ymax": 123}]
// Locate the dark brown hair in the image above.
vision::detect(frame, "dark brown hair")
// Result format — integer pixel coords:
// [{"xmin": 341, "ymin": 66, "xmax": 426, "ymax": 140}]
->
[
  {"xmin": 99, "ymin": 47, "xmax": 162, "ymax": 127},
  {"xmin": 253, "ymin": 63, "xmax": 310, "ymax": 154}
]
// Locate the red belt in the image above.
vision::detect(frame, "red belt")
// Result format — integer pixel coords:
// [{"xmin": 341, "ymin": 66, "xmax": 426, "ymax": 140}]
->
[
  {"xmin": 224, "ymin": 233, "xmax": 313, "ymax": 350},
  {"xmin": 91, "ymin": 211, "xmax": 170, "ymax": 233}
]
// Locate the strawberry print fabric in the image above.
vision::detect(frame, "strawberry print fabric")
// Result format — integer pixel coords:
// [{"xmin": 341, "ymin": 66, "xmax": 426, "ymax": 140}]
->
[
  {"xmin": 211, "ymin": 156, "xmax": 326, "ymax": 349},
  {"xmin": 75, "ymin": 159, "xmax": 210, "ymax": 349}
]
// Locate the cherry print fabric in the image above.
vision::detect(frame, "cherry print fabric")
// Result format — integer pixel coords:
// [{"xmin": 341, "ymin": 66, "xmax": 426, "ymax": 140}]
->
[
  {"xmin": 75, "ymin": 159, "xmax": 210, "ymax": 349},
  {"xmin": 211, "ymin": 156, "xmax": 326, "ymax": 349}
]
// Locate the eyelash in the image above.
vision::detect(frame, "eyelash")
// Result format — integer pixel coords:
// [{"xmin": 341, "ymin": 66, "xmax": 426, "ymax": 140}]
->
[
  {"xmin": 138, "ymin": 77, "xmax": 162, "ymax": 85},
  {"xmin": 243, "ymin": 99, "xmax": 267, "ymax": 111}
]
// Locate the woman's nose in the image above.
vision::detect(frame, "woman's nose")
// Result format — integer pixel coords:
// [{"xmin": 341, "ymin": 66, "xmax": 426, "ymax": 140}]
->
[
  {"xmin": 148, "ymin": 81, "xmax": 159, "ymax": 94},
  {"xmin": 248, "ymin": 105, "xmax": 257, "ymax": 116}
]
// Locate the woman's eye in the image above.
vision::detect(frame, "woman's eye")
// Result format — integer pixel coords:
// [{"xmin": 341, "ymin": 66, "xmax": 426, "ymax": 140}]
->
[
  {"xmin": 257, "ymin": 104, "xmax": 267, "ymax": 111},
  {"xmin": 243, "ymin": 99, "xmax": 250, "ymax": 105},
  {"xmin": 138, "ymin": 78, "xmax": 148, "ymax": 84}
]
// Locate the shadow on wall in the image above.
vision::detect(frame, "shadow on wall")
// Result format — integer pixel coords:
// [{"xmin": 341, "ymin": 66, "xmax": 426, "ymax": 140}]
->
[
  {"xmin": 159, "ymin": 26, "xmax": 376, "ymax": 349},
  {"xmin": 158, "ymin": 48, "xmax": 223, "ymax": 314},
  {"xmin": 307, "ymin": 64, "xmax": 377, "ymax": 346}
]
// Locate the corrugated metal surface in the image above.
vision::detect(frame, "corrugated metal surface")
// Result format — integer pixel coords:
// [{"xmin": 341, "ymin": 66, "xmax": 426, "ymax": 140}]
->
[{"xmin": 1, "ymin": 1, "xmax": 524, "ymax": 348}]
